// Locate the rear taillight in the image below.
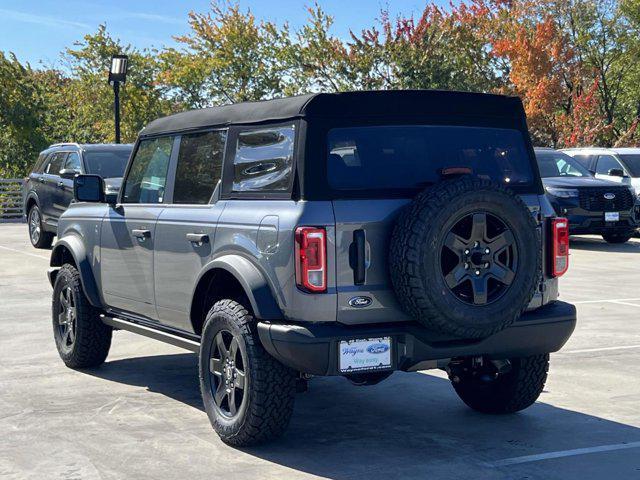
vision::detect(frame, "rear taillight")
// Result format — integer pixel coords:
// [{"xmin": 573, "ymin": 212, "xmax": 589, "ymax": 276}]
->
[
  {"xmin": 295, "ymin": 227, "xmax": 327, "ymax": 292},
  {"xmin": 551, "ymin": 218, "xmax": 569, "ymax": 277}
]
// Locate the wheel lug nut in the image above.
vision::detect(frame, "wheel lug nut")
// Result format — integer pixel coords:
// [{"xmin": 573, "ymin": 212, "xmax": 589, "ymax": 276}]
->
[
  {"xmin": 464, "ymin": 263, "xmax": 469, "ymax": 270},
  {"xmin": 484, "ymin": 248, "xmax": 490, "ymax": 254},
  {"xmin": 484, "ymin": 262, "xmax": 490, "ymax": 268},
  {"xmin": 475, "ymin": 270, "xmax": 480, "ymax": 276},
  {"xmin": 474, "ymin": 241, "xmax": 479, "ymax": 248},
  {"xmin": 464, "ymin": 249, "xmax": 470, "ymax": 255}
]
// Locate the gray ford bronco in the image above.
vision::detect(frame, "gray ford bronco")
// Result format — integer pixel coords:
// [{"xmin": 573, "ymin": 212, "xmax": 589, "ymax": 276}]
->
[{"xmin": 48, "ymin": 90, "xmax": 576, "ymax": 446}]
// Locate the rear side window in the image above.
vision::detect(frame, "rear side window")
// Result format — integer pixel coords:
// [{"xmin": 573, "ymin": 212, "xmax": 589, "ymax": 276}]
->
[
  {"xmin": 232, "ymin": 125, "xmax": 295, "ymax": 192},
  {"xmin": 122, "ymin": 136, "xmax": 174, "ymax": 204},
  {"xmin": 46, "ymin": 153, "xmax": 67, "ymax": 175},
  {"xmin": 174, "ymin": 130, "xmax": 227, "ymax": 204},
  {"xmin": 327, "ymin": 126, "xmax": 533, "ymax": 191}
]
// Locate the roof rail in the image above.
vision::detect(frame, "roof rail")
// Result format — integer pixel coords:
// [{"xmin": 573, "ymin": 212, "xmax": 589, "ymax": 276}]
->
[{"xmin": 49, "ymin": 142, "xmax": 80, "ymax": 148}]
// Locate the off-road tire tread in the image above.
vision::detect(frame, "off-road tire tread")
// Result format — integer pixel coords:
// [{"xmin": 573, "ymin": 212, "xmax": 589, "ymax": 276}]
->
[
  {"xmin": 389, "ymin": 176, "xmax": 541, "ymax": 338},
  {"xmin": 200, "ymin": 299, "xmax": 296, "ymax": 447},
  {"xmin": 452, "ymin": 354, "xmax": 549, "ymax": 414},
  {"xmin": 53, "ymin": 264, "xmax": 112, "ymax": 368}
]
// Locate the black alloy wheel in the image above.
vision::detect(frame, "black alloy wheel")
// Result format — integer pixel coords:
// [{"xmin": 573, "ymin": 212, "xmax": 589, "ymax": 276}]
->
[
  {"xmin": 208, "ymin": 330, "xmax": 248, "ymax": 418},
  {"xmin": 56, "ymin": 284, "xmax": 77, "ymax": 354},
  {"xmin": 440, "ymin": 211, "xmax": 518, "ymax": 306}
]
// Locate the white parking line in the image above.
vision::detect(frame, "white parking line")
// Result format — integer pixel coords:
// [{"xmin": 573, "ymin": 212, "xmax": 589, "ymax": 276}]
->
[
  {"xmin": 483, "ymin": 441, "xmax": 640, "ymax": 467},
  {"xmin": 571, "ymin": 297, "xmax": 640, "ymax": 304},
  {"xmin": 610, "ymin": 300, "xmax": 640, "ymax": 308},
  {"xmin": 560, "ymin": 345, "xmax": 640, "ymax": 355},
  {"xmin": 0, "ymin": 245, "xmax": 49, "ymax": 260}
]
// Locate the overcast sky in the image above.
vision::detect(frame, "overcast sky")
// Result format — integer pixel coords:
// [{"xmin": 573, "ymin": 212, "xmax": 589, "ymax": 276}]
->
[{"xmin": 0, "ymin": 0, "xmax": 451, "ymax": 68}]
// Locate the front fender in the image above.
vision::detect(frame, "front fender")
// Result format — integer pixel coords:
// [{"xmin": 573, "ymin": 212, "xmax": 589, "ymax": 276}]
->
[
  {"xmin": 193, "ymin": 255, "xmax": 282, "ymax": 320},
  {"xmin": 50, "ymin": 235, "xmax": 103, "ymax": 308}
]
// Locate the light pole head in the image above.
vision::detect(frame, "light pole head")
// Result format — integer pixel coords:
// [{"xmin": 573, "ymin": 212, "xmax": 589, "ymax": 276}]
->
[{"xmin": 108, "ymin": 54, "xmax": 128, "ymax": 84}]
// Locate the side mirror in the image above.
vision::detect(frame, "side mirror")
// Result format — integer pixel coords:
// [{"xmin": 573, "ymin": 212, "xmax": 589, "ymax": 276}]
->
[
  {"xmin": 588, "ymin": 169, "xmax": 596, "ymax": 175},
  {"xmin": 608, "ymin": 168, "xmax": 625, "ymax": 177},
  {"xmin": 74, "ymin": 174, "xmax": 105, "ymax": 203},
  {"xmin": 60, "ymin": 168, "xmax": 80, "ymax": 180}
]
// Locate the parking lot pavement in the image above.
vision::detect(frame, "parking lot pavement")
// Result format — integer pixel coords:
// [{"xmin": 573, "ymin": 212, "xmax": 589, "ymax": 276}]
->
[{"xmin": 0, "ymin": 223, "xmax": 639, "ymax": 480}]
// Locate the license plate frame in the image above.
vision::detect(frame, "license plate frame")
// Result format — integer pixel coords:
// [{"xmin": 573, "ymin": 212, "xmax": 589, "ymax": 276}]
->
[
  {"xmin": 605, "ymin": 212, "xmax": 620, "ymax": 222},
  {"xmin": 338, "ymin": 337, "xmax": 393, "ymax": 373}
]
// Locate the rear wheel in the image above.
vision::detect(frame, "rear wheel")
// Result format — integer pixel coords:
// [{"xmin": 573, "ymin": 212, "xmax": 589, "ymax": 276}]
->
[
  {"xmin": 28, "ymin": 205, "xmax": 54, "ymax": 249},
  {"xmin": 449, "ymin": 354, "xmax": 549, "ymax": 414},
  {"xmin": 52, "ymin": 264, "xmax": 112, "ymax": 368},
  {"xmin": 602, "ymin": 232, "xmax": 633, "ymax": 244},
  {"xmin": 199, "ymin": 299, "xmax": 296, "ymax": 446}
]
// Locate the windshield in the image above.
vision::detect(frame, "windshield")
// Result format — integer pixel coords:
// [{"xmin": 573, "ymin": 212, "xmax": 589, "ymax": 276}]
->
[
  {"xmin": 84, "ymin": 149, "xmax": 132, "ymax": 178},
  {"xmin": 327, "ymin": 125, "xmax": 533, "ymax": 192},
  {"xmin": 619, "ymin": 155, "xmax": 640, "ymax": 177},
  {"xmin": 536, "ymin": 150, "xmax": 592, "ymax": 178}
]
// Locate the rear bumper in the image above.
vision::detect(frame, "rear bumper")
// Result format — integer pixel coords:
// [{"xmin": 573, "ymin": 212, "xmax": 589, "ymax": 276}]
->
[{"xmin": 257, "ymin": 301, "xmax": 576, "ymax": 376}]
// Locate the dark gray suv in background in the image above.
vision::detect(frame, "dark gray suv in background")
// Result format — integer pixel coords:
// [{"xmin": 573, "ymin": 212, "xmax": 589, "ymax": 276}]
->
[
  {"xmin": 47, "ymin": 91, "xmax": 576, "ymax": 446},
  {"xmin": 24, "ymin": 143, "xmax": 132, "ymax": 248}
]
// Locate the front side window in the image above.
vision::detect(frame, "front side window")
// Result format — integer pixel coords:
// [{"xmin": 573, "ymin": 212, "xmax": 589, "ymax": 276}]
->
[
  {"xmin": 174, "ymin": 130, "xmax": 227, "ymax": 204},
  {"xmin": 596, "ymin": 155, "xmax": 623, "ymax": 175},
  {"xmin": 536, "ymin": 151, "xmax": 591, "ymax": 178},
  {"xmin": 64, "ymin": 152, "xmax": 82, "ymax": 172},
  {"xmin": 327, "ymin": 125, "xmax": 533, "ymax": 191},
  {"xmin": 122, "ymin": 136, "xmax": 174, "ymax": 204},
  {"xmin": 46, "ymin": 153, "xmax": 67, "ymax": 175},
  {"xmin": 232, "ymin": 125, "xmax": 295, "ymax": 192},
  {"xmin": 84, "ymin": 150, "xmax": 131, "ymax": 178}
]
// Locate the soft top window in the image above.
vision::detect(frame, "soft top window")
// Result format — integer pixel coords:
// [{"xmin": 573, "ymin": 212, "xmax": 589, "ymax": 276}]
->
[
  {"xmin": 232, "ymin": 125, "xmax": 295, "ymax": 192},
  {"xmin": 327, "ymin": 125, "xmax": 533, "ymax": 192}
]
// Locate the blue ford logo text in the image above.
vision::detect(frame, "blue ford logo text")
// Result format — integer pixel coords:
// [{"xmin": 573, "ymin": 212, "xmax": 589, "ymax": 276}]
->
[{"xmin": 367, "ymin": 343, "xmax": 390, "ymax": 354}]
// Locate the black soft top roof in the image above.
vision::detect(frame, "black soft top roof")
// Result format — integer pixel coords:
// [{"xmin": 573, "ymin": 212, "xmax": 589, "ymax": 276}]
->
[{"xmin": 141, "ymin": 90, "xmax": 525, "ymax": 137}]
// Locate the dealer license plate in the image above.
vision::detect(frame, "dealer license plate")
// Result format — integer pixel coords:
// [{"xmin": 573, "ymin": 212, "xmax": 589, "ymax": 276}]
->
[
  {"xmin": 605, "ymin": 212, "xmax": 619, "ymax": 222},
  {"xmin": 339, "ymin": 337, "xmax": 392, "ymax": 373}
]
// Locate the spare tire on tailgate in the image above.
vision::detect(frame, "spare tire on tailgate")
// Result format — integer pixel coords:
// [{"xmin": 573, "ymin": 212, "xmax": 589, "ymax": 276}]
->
[{"xmin": 389, "ymin": 176, "xmax": 540, "ymax": 339}]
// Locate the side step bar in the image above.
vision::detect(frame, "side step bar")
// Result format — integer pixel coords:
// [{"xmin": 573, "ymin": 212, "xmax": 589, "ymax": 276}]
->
[{"xmin": 100, "ymin": 315, "xmax": 201, "ymax": 353}]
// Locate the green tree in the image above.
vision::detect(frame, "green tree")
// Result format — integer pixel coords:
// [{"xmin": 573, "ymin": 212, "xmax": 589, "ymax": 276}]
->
[{"xmin": 159, "ymin": 2, "xmax": 290, "ymax": 106}]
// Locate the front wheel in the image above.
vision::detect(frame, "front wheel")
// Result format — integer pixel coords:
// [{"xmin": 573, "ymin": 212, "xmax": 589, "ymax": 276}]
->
[
  {"xmin": 199, "ymin": 300, "xmax": 296, "ymax": 446},
  {"xmin": 28, "ymin": 205, "xmax": 54, "ymax": 249},
  {"xmin": 602, "ymin": 232, "xmax": 633, "ymax": 244},
  {"xmin": 449, "ymin": 354, "xmax": 549, "ymax": 414},
  {"xmin": 52, "ymin": 264, "xmax": 112, "ymax": 368}
]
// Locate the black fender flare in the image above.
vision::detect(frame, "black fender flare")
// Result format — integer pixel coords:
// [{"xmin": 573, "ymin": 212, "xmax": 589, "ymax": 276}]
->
[
  {"xmin": 191, "ymin": 255, "xmax": 282, "ymax": 321},
  {"xmin": 49, "ymin": 235, "xmax": 103, "ymax": 308}
]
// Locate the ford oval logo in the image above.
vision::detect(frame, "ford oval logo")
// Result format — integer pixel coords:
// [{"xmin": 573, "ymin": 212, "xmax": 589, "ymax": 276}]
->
[
  {"xmin": 349, "ymin": 296, "xmax": 372, "ymax": 308},
  {"xmin": 604, "ymin": 193, "xmax": 616, "ymax": 200},
  {"xmin": 367, "ymin": 343, "xmax": 390, "ymax": 354}
]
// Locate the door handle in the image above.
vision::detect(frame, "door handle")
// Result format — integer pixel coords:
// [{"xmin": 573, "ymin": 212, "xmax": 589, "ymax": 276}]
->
[
  {"xmin": 57, "ymin": 181, "xmax": 64, "ymax": 188},
  {"xmin": 39, "ymin": 177, "xmax": 45, "ymax": 183},
  {"xmin": 132, "ymin": 229, "xmax": 151, "ymax": 241},
  {"xmin": 186, "ymin": 233, "xmax": 209, "ymax": 245}
]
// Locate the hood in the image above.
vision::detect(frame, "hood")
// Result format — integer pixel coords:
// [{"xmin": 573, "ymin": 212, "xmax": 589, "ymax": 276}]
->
[{"xmin": 542, "ymin": 176, "xmax": 624, "ymax": 189}]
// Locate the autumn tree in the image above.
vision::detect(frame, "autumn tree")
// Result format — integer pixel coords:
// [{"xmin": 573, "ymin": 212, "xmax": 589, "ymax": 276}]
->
[{"xmin": 159, "ymin": 2, "xmax": 291, "ymax": 106}]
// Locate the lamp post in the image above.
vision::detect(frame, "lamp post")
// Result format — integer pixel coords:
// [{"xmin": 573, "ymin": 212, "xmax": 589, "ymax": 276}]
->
[{"xmin": 108, "ymin": 54, "xmax": 128, "ymax": 144}]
